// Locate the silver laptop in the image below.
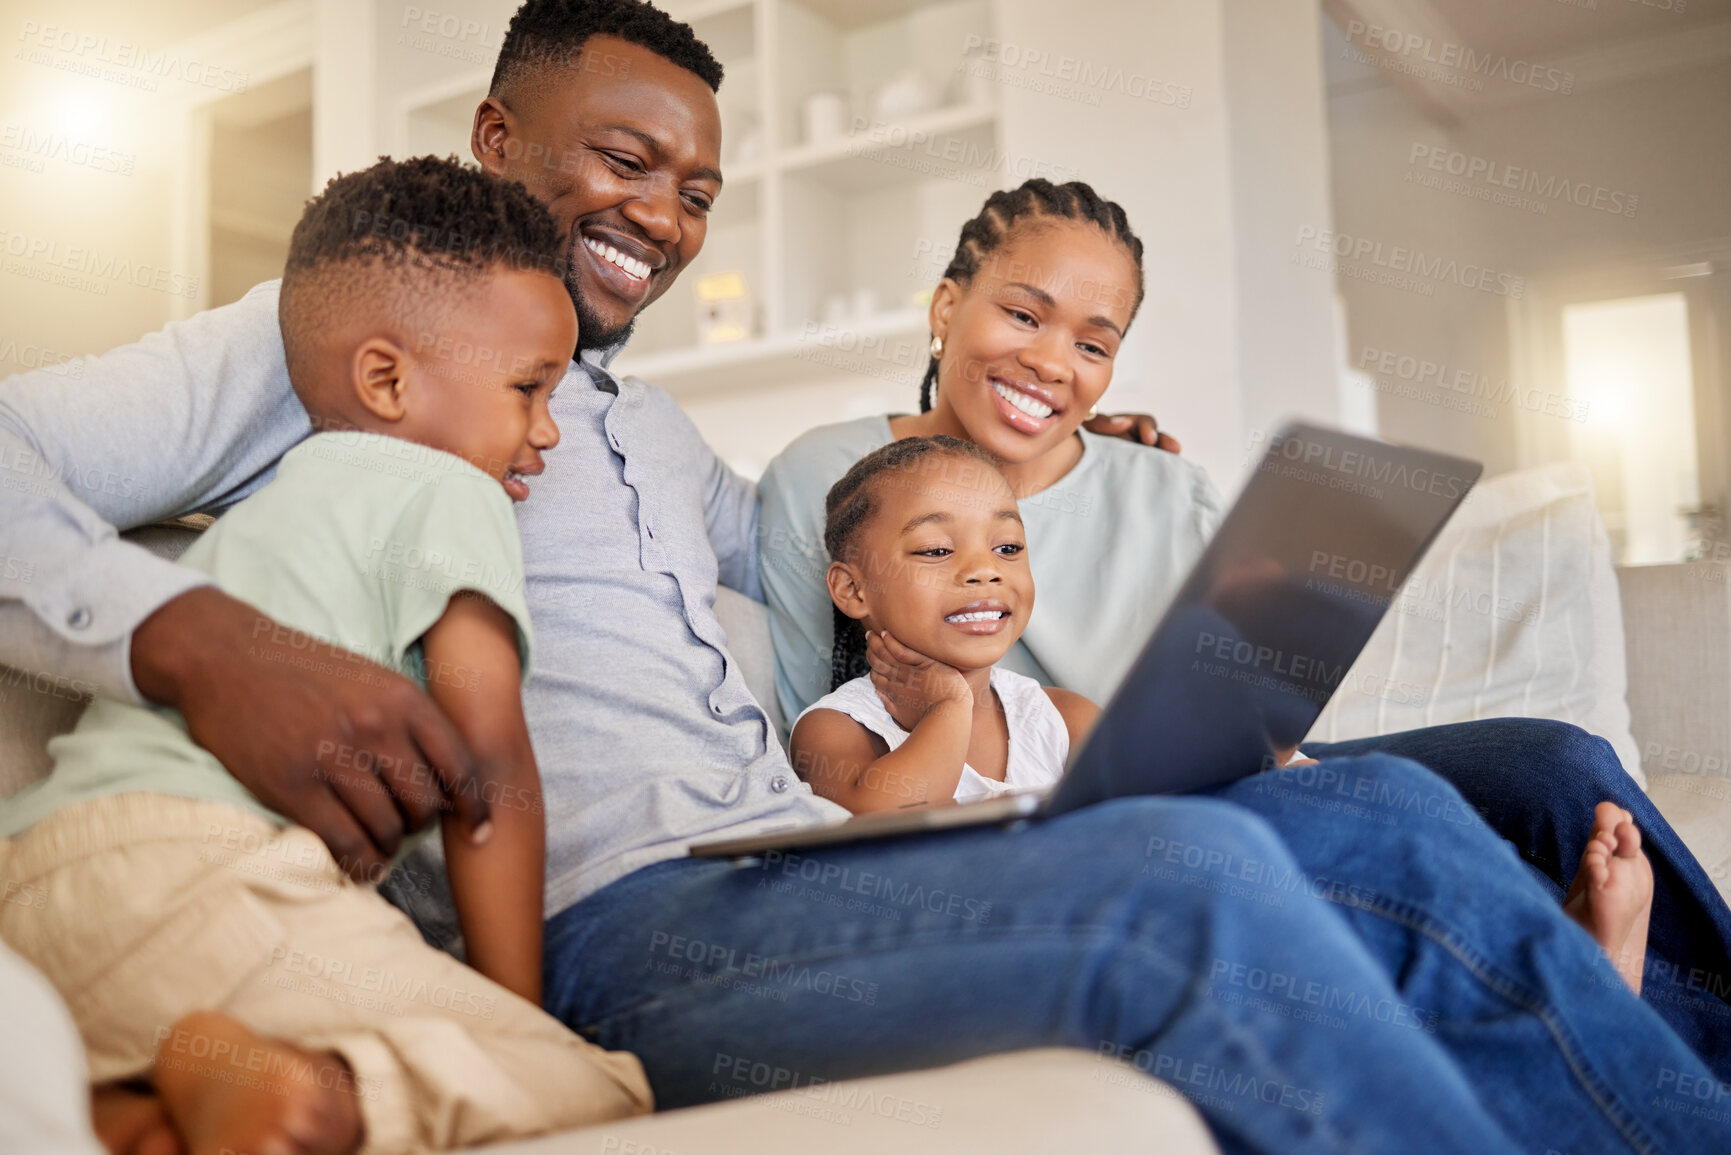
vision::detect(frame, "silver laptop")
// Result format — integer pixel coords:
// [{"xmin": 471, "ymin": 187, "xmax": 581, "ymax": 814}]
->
[{"xmin": 690, "ymin": 421, "xmax": 1482, "ymax": 859}]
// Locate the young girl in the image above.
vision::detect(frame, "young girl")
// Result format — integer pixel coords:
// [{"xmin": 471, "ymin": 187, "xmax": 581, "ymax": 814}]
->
[{"xmin": 789, "ymin": 435, "xmax": 1099, "ymax": 811}]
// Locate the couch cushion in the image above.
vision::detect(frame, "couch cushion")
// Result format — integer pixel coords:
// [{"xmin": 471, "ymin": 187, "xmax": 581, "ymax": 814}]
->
[
  {"xmin": 1307, "ymin": 462, "xmax": 1643, "ymax": 786},
  {"xmin": 713, "ymin": 586, "xmax": 786, "ymax": 742},
  {"xmin": 1619, "ymin": 560, "xmax": 1731, "ymax": 907},
  {"xmin": 470, "ymin": 1047, "xmax": 1220, "ymax": 1154}
]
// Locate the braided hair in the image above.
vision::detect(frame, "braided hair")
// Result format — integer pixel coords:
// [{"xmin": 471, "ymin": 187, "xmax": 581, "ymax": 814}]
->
[
  {"xmin": 823, "ymin": 436, "xmax": 1005, "ymax": 691},
  {"xmin": 919, "ymin": 178, "xmax": 1145, "ymax": 413}
]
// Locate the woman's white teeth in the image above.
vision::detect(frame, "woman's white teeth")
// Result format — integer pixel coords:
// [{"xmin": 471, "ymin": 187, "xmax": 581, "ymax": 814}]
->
[
  {"xmin": 584, "ymin": 238, "xmax": 650, "ymax": 280},
  {"xmin": 946, "ymin": 610, "xmax": 1007, "ymax": 623},
  {"xmin": 993, "ymin": 381, "xmax": 1054, "ymax": 419}
]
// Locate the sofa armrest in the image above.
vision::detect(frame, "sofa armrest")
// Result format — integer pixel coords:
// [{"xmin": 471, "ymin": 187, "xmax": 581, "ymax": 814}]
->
[
  {"xmin": 1618, "ymin": 562, "xmax": 1731, "ymax": 906},
  {"xmin": 1616, "ymin": 563, "xmax": 1731, "ymax": 778},
  {"xmin": 474, "ymin": 1048, "xmax": 1220, "ymax": 1154}
]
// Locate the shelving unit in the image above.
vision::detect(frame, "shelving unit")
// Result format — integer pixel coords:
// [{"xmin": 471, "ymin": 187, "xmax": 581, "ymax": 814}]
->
[{"xmin": 392, "ymin": 0, "xmax": 998, "ymax": 398}]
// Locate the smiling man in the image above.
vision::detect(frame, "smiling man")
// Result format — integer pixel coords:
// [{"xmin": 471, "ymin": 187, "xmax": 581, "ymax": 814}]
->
[
  {"xmin": 1, "ymin": 3, "xmax": 1727, "ymax": 1153},
  {"xmin": 478, "ymin": 6, "xmax": 722, "ymax": 350}
]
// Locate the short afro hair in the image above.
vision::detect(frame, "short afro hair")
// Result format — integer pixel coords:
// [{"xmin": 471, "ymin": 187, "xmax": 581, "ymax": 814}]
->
[
  {"xmin": 490, "ymin": 0, "xmax": 723, "ymax": 103},
  {"xmin": 279, "ymin": 155, "xmax": 567, "ymax": 410}
]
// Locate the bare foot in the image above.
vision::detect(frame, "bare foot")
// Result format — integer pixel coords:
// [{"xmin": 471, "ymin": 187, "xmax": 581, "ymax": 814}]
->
[
  {"xmin": 92, "ymin": 1084, "xmax": 182, "ymax": 1155},
  {"xmin": 152, "ymin": 1012, "xmax": 364, "ymax": 1155},
  {"xmin": 1562, "ymin": 801, "xmax": 1653, "ymax": 994}
]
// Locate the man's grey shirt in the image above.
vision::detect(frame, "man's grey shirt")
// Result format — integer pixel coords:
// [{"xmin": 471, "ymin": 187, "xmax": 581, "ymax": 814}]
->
[{"xmin": 0, "ymin": 280, "xmax": 844, "ymax": 918}]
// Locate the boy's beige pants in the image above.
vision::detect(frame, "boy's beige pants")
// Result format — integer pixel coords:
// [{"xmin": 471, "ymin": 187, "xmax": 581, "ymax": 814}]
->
[{"xmin": 0, "ymin": 793, "xmax": 652, "ymax": 1153}]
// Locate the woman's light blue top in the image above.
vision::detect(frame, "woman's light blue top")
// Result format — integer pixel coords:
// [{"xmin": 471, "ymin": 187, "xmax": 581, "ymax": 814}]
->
[{"xmin": 758, "ymin": 415, "xmax": 1227, "ymax": 723}]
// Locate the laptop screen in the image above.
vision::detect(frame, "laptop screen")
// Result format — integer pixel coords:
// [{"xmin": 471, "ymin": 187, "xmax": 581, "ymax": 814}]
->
[{"xmin": 1049, "ymin": 422, "xmax": 1482, "ymax": 810}]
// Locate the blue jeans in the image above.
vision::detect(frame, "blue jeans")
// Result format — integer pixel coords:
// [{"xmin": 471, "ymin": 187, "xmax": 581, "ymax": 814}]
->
[
  {"xmin": 1304, "ymin": 718, "xmax": 1731, "ymax": 1078},
  {"xmin": 545, "ymin": 754, "xmax": 1726, "ymax": 1153}
]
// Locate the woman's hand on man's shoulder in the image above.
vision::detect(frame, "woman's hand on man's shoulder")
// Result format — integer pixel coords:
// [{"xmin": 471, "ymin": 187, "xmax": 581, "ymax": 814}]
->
[{"xmin": 1081, "ymin": 412, "xmax": 1182, "ymax": 454}]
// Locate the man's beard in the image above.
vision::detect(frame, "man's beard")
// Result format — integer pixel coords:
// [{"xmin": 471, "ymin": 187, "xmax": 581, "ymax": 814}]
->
[{"xmin": 565, "ymin": 233, "xmax": 637, "ymax": 353}]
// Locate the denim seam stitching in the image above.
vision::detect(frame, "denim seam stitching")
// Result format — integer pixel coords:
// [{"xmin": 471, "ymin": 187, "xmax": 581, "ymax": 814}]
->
[{"xmin": 1343, "ymin": 893, "xmax": 1659, "ymax": 1155}]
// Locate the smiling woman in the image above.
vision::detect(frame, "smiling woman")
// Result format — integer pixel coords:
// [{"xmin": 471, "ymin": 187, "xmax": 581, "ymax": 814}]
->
[{"xmin": 759, "ymin": 178, "xmax": 1224, "ymax": 726}]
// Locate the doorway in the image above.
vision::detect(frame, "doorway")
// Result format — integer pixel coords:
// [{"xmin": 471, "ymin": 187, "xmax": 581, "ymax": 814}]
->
[{"xmin": 1562, "ymin": 292, "xmax": 1702, "ymax": 565}]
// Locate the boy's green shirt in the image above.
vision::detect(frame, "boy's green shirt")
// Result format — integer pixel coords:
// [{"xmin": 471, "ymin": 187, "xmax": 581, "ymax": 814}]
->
[{"xmin": 0, "ymin": 431, "xmax": 533, "ymax": 838}]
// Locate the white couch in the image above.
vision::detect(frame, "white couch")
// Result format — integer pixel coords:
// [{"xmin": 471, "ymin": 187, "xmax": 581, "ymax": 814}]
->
[{"xmin": 3, "ymin": 462, "xmax": 1729, "ymax": 1152}]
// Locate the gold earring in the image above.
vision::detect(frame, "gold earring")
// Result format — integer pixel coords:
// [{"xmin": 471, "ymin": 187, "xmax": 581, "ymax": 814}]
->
[{"xmin": 930, "ymin": 336, "xmax": 943, "ymax": 358}]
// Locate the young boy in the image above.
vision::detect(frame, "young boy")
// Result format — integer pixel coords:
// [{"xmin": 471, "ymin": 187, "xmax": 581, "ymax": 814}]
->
[{"xmin": 0, "ymin": 157, "xmax": 650, "ymax": 1155}]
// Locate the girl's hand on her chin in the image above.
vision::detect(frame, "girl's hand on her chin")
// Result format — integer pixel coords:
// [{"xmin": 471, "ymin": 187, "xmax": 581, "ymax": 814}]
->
[{"xmin": 865, "ymin": 629, "xmax": 973, "ymax": 731}]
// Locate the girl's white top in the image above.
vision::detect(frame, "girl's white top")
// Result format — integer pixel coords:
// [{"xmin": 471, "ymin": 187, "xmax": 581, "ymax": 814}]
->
[{"xmin": 798, "ymin": 667, "xmax": 1070, "ymax": 804}]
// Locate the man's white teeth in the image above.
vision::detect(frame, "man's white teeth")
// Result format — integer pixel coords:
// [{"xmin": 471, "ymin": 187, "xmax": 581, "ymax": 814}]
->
[
  {"xmin": 584, "ymin": 237, "xmax": 650, "ymax": 280},
  {"xmin": 993, "ymin": 381, "xmax": 1054, "ymax": 419},
  {"xmin": 946, "ymin": 610, "xmax": 1007, "ymax": 623}
]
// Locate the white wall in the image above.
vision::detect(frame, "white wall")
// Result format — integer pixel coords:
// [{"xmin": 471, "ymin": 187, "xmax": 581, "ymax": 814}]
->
[
  {"xmin": 0, "ymin": 27, "xmax": 193, "ymax": 374},
  {"xmin": 1325, "ymin": 19, "xmax": 1731, "ymax": 480},
  {"xmin": 991, "ymin": 0, "xmax": 1341, "ymax": 491}
]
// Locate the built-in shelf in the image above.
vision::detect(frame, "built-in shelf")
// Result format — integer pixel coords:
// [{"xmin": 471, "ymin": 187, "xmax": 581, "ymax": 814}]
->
[
  {"xmin": 615, "ymin": 306, "xmax": 929, "ymax": 396},
  {"xmin": 779, "ymin": 101, "xmax": 997, "ymax": 190}
]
